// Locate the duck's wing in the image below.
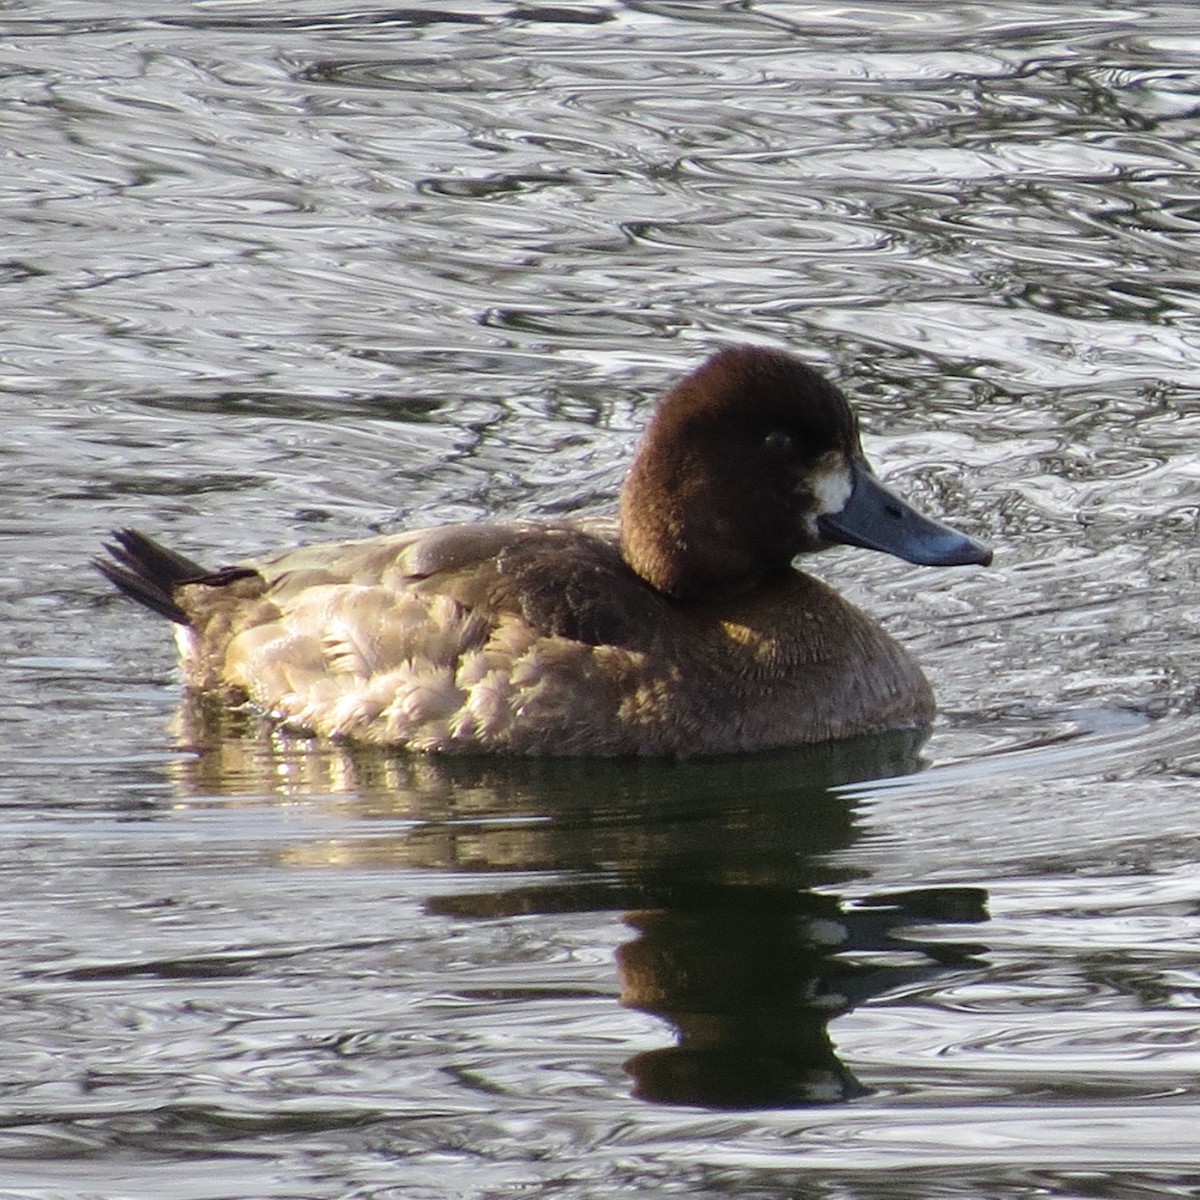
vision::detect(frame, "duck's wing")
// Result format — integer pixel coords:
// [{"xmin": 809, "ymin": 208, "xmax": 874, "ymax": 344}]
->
[
  {"xmin": 223, "ymin": 519, "xmax": 661, "ymax": 646},
  {"xmin": 160, "ymin": 516, "xmax": 657, "ymax": 663},
  {"xmin": 403, "ymin": 519, "xmax": 670, "ymax": 650},
  {"xmin": 160, "ymin": 520, "xmax": 672, "ymax": 747},
  {"xmin": 99, "ymin": 521, "xmax": 676, "ymax": 746}
]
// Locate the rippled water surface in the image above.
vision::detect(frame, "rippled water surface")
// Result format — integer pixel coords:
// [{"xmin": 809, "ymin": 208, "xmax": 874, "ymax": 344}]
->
[{"xmin": 7, "ymin": 1, "xmax": 1200, "ymax": 1196}]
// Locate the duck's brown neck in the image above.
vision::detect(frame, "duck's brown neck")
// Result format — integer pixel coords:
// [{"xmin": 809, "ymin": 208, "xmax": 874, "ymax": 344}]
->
[{"xmin": 618, "ymin": 444, "xmax": 772, "ymax": 603}]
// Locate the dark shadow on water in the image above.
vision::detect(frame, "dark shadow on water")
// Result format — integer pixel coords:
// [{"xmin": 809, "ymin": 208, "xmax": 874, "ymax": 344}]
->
[{"xmin": 169, "ymin": 701, "xmax": 991, "ymax": 1109}]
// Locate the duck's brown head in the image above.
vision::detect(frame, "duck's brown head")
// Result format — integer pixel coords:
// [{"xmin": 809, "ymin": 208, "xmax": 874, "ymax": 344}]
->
[{"xmin": 619, "ymin": 345, "xmax": 991, "ymax": 600}]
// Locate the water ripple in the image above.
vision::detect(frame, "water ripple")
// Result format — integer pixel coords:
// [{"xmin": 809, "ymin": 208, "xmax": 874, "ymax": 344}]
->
[{"xmin": 9, "ymin": 1, "xmax": 1200, "ymax": 1194}]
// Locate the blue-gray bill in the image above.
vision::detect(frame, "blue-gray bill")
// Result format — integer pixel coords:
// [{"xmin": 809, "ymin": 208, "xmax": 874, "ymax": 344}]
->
[{"xmin": 817, "ymin": 459, "xmax": 992, "ymax": 568}]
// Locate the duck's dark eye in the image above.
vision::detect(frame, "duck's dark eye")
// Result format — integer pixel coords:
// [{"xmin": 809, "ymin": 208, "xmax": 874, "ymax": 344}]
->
[{"xmin": 763, "ymin": 430, "xmax": 794, "ymax": 457}]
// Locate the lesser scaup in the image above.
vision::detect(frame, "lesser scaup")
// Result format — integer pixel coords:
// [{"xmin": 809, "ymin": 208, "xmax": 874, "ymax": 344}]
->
[{"xmin": 97, "ymin": 346, "xmax": 990, "ymax": 756}]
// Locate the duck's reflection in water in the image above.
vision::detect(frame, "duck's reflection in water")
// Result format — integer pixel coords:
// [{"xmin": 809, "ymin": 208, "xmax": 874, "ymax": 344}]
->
[
  {"xmin": 617, "ymin": 884, "xmax": 986, "ymax": 1108},
  {"xmin": 170, "ymin": 702, "xmax": 989, "ymax": 1109},
  {"xmin": 434, "ymin": 877, "xmax": 985, "ymax": 1109}
]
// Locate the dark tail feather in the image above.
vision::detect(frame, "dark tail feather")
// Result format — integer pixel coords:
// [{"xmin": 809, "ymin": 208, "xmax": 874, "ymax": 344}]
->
[{"xmin": 93, "ymin": 529, "xmax": 209, "ymax": 624}]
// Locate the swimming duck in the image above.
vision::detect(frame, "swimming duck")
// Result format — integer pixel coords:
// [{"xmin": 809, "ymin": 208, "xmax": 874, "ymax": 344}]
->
[{"xmin": 97, "ymin": 346, "xmax": 990, "ymax": 757}]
